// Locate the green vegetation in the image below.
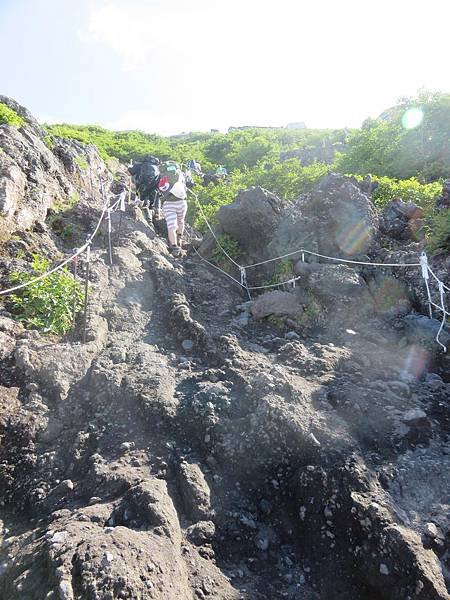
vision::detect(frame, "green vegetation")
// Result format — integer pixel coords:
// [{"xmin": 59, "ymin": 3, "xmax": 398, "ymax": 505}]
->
[
  {"xmin": 210, "ymin": 234, "xmax": 242, "ymax": 272},
  {"xmin": 350, "ymin": 175, "xmax": 441, "ymax": 213},
  {"xmin": 9, "ymin": 254, "xmax": 83, "ymax": 335},
  {"xmin": 371, "ymin": 177, "xmax": 441, "ymax": 212},
  {"xmin": 45, "ymin": 90, "xmax": 449, "ymax": 250},
  {"xmin": 43, "ymin": 134, "xmax": 55, "ymax": 149},
  {"xmin": 49, "ymin": 191, "xmax": 79, "ymax": 214},
  {"xmin": 270, "ymin": 259, "xmax": 295, "ymax": 285},
  {"xmin": 295, "ymin": 299, "xmax": 322, "ymax": 325},
  {"xmin": 0, "ymin": 103, "xmax": 25, "ymax": 127},
  {"xmin": 337, "ymin": 91, "xmax": 450, "ymax": 181},
  {"xmin": 46, "ymin": 192, "xmax": 79, "ymax": 240},
  {"xmin": 425, "ymin": 211, "xmax": 450, "ymax": 255},
  {"xmin": 74, "ymin": 155, "xmax": 88, "ymax": 170}
]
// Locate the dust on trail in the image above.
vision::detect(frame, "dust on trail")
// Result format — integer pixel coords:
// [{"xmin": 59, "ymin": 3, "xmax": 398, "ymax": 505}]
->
[{"xmin": 1, "ymin": 202, "xmax": 449, "ymax": 600}]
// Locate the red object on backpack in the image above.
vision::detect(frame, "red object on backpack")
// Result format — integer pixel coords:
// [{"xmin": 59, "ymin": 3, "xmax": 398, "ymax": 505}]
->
[{"xmin": 158, "ymin": 176, "xmax": 170, "ymax": 192}]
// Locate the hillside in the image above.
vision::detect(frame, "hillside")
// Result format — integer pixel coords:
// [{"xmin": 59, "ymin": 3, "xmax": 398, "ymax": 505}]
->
[{"xmin": 0, "ymin": 95, "xmax": 450, "ymax": 600}]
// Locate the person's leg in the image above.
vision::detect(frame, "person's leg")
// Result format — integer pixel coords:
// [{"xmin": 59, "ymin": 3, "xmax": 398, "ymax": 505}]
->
[
  {"xmin": 175, "ymin": 200, "xmax": 188, "ymax": 245},
  {"xmin": 154, "ymin": 194, "xmax": 162, "ymax": 219},
  {"xmin": 162, "ymin": 200, "xmax": 178, "ymax": 247}
]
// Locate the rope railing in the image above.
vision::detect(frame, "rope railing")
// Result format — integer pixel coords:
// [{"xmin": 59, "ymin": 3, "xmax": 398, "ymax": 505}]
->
[
  {"xmin": 0, "ymin": 181, "xmax": 128, "ymax": 341},
  {"xmin": 190, "ymin": 190, "xmax": 449, "ymax": 351}
]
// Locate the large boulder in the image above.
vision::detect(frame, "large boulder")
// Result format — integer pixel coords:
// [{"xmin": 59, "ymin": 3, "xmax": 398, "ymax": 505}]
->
[
  {"xmin": 215, "ymin": 186, "xmax": 284, "ymax": 256},
  {"xmin": 250, "ymin": 290, "xmax": 304, "ymax": 319},
  {"xmin": 270, "ymin": 173, "xmax": 379, "ymax": 259},
  {"xmin": 304, "ymin": 264, "xmax": 366, "ymax": 306},
  {"xmin": 0, "ymin": 96, "xmax": 110, "ymax": 243},
  {"xmin": 379, "ymin": 198, "xmax": 424, "ymax": 240}
]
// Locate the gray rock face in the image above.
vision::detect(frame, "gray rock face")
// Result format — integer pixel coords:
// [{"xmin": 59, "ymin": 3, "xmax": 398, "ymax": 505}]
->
[
  {"xmin": 215, "ymin": 186, "xmax": 283, "ymax": 256},
  {"xmin": 270, "ymin": 173, "xmax": 379, "ymax": 259},
  {"xmin": 0, "ymin": 96, "xmax": 109, "ymax": 242}
]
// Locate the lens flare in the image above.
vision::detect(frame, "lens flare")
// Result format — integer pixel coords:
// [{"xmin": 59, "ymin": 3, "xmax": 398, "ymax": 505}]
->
[
  {"xmin": 401, "ymin": 107, "xmax": 424, "ymax": 130},
  {"xmin": 335, "ymin": 219, "xmax": 371, "ymax": 255},
  {"xmin": 400, "ymin": 345, "xmax": 428, "ymax": 381}
]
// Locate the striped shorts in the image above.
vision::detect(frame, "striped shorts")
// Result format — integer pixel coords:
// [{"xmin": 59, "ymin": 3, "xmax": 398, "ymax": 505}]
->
[{"xmin": 162, "ymin": 198, "xmax": 187, "ymax": 231}]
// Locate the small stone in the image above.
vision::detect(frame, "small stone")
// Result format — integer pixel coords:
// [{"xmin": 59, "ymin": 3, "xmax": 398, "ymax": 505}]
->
[
  {"xmin": 424, "ymin": 522, "xmax": 438, "ymax": 539},
  {"xmin": 255, "ymin": 536, "xmax": 269, "ymax": 551},
  {"xmin": 51, "ymin": 531, "xmax": 67, "ymax": 545},
  {"xmin": 379, "ymin": 563, "xmax": 389, "ymax": 575},
  {"xmin": 182, "ymin": 339, "xmax": 195, "ymax": 352},
  {"xmin": 285, "ymin": 331, "xmax": 300, "ymax": 340},
  {"xmin": 58, "ymin": 580, "xmax": 72, "ymax": 600},
  {"xmin": 53, "ymin": 480, "xmax": 74, "ymax": 494},
  {"xmin": 120, "ymin": 442, "xmax": 135, "ymax": 452},
  {"xmin": 402, "ymin": 409, "xmax": 427, "ymax": 424},
  {"xmin": 88, "ymin": 497, "xmax": 101, "ymax": 505}
]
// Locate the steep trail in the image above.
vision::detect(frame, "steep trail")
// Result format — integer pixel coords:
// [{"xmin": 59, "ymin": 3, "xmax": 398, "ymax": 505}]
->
[{"xmin": 1, "ymin": 209, "xmax": 450, "ymax": 600}]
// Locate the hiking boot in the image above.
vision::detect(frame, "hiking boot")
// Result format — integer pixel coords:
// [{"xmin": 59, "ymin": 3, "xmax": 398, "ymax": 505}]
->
[
  {"xmin": 177, "ymin": 233, "xmax": 183, "ymax": 248},
  {"xmin": 145, "ymin": 207, "xmax": 153, "ymax": 222},
  {"xmin": 169, "ymin": 245, "xmax": 181, "ymax": 257}
]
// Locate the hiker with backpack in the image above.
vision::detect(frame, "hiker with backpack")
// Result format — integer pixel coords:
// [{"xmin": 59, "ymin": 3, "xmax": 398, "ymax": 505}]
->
[
  {"xmin": 129, "ymin": 155, "xmax": 161, "ymax": 220},
  {"xmin": 158, "ymin": 160, "xmax": 188, "ymax": 257}
]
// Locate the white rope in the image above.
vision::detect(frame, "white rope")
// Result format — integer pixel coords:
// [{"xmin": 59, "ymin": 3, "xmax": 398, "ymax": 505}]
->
[
  {"xmin": 435, "ymin": 281, "xmax": 448, "ymax": 352},
  {"xmin": 0, "ymin": 243, "xmax": 90, "ymax": 296},
  {"xmin": 427, "ymin": 265, "xmax": 450, "ymax": 292},
  {"xmin": 191, "ymin": 188, "xmax": 420, "ymax": 270},
  {"xmin": 188, "ymin": 189, "xmax": 244, "ymax": 269},
  {"xmin": 247, "ymin": 274, "xmax": 302, "ymax": 291},
  {"xmin": 244, "ymin": 248, "xmax": 420, "ymax": 269},
  {"xmin": 420, "ymin": 252, "xmax": 433, "ymax": 318},
  {"xmin": 0, "ymin": 193, "xmax": 113, "ymax": 297},
  {"xmin": 192, "ymin": 246, "xmax": 244, "ymax": 287},
  {"xmin": 191, "ymin": 191, "xmax": 448, "ymax": 350}
]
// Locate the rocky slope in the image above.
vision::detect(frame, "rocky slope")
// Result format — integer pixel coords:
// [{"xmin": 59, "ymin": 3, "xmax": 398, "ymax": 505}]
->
[{"xmin": 0, "ymin": 99, "xmax": 449, "ymax": 600}]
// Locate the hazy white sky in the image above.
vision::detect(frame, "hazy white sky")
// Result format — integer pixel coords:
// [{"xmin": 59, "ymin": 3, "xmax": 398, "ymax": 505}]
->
[{"xmin": 1, "ymin": 0, "xmax": 449, "ymax": 134}]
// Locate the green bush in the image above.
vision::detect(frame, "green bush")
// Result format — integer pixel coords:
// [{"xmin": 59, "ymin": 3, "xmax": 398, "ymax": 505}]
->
[
  {"xmin": 426, "ymin": 210, "xmax": 450, "ymax": 255},
  {"xmin": 9, "ymin": 254, "xmax": 83, "ymax": 335},
  {"xmin": 192, "ymin": 160, "xmax": 329, "ymax": 231},
  {"xmin": 74, "ymin": 155, "xmax": 89, "ymax": 170},
  {"xmin": 368, "ymin": 176, "xmax": 441, "ymax": 212},
  {"xmin": 270, "ymin": 259, "xmax": 295, "ymax": 285},
  {"xmin": 0, "ymin": 103, "xmax": 25, "ymax": 127},
  {"xmin": 336, "ymin": 91, "xmax": 450, "ymax": 181},
  {"xmin": 210, "ymin": 234, "xmax": 242, "ymax": 273}
]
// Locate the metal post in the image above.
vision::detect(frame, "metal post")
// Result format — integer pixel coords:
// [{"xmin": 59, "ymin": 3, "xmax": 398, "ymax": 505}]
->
[
  {"xmin": 72, "ymin": 254, "xmax": 78, "ymax": 329},
  {"xmin": 82, "ymin": 245, "xmax": 91, "ymax": 344},
  {"xmin": 107, "ymin": 209, "xmax": 113, "ymax": 265}
]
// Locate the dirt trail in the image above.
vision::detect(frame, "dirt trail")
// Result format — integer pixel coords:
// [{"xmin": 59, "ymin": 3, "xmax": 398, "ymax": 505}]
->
[{"xmin": 1, "ymin": 210, "xmax": 449, "ymax": 600}]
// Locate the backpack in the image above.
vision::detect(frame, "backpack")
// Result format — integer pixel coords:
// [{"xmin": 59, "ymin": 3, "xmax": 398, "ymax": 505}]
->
[
  {"xmin": 185, "ymin": 169, "xmax": 195, "ymax": 189},
  {"xmin": 158, "ymin": 160, "xmax": 183, "ymax": 195},
  {"xmin": 139, "ymin": 162, "xmax": 160, "ymax": 191}
]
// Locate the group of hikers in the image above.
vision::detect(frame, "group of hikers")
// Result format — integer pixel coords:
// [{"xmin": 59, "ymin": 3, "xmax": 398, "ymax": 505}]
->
[{"xmin": 128, "ymin": 157, "xmax": 228, "ymax": 257}]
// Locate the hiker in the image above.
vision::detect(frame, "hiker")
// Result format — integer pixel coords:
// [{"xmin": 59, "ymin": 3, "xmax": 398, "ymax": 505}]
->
[
  {"xmin": 129, "ymin": 156, "xmax": 161, "ymax": 220},
  {"xmin": 216, "ymin": 165, "xmax": 228, "ymax": 178},
  {"xmin": 187, "ymin": 159, "xmax": 203, "ymax": 175},
  {"xmin": 158, "ymin": 160, "xmax": 188, "ymax": 257}
]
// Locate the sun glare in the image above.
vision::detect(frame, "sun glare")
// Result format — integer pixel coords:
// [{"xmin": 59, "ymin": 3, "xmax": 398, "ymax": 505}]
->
[{"xmin": 401, "ymin": 107, "xmax": 424, "ymax": 130}]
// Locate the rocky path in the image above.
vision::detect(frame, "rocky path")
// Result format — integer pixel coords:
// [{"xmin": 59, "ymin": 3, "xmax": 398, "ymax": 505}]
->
[{"xmin": 1, "ymin": 210, "xmax": 450, "ymax": 600}]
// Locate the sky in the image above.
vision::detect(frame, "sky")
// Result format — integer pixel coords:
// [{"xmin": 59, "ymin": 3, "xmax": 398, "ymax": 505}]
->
[{"xmin": 1, "ymin": 0, "xmax": 449, "ymax": 135}]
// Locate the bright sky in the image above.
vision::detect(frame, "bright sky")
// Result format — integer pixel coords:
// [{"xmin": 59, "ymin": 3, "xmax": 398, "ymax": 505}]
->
[{"xmin": 1, "ymin": 0, "xmax": 449, "ymax": 135}]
